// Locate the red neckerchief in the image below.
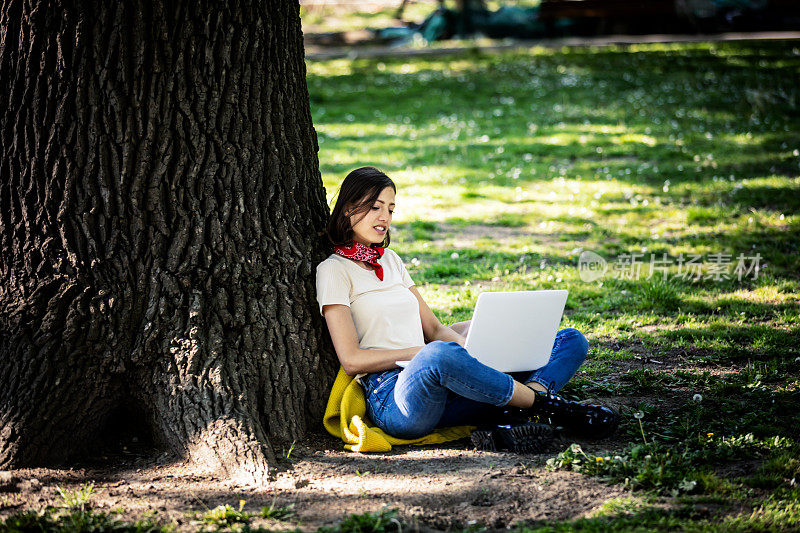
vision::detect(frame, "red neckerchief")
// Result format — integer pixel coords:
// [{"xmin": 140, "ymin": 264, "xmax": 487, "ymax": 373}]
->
[{"xmin": 334, "ymin": 241, "xmax": 385, "ymax": 280}]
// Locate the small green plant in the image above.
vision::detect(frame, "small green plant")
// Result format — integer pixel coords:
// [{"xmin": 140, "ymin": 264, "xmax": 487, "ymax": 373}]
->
[
  {"xmin": 195, "ymin": 500, "xmax": 251, "ymax": 530},
  {"xmin": 0, "ymin": 493, "xmax": 24, "ymax": 509},
  {"xmin": 282, "ymin": 440, "xmax": 297, "ymax": 462},
  {"xmin": 588, "ymin": 496, "xmax": 646, "ymax": 518},
  {"xmin": 260, "ymin": 501, "xmax": 295, "ymax": 521},
  {"xmin": 633, "ymin": 411, "xmax": 648, "ymax": 445},
  {"xmin": 319, "ymin": 507, "xmax": 402, "ymax": 533},
  {"xmin": 56, "ymin": 482, "xmax": 95, "ymax": 512}
]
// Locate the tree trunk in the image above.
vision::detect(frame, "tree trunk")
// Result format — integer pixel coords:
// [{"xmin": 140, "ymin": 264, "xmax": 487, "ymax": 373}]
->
[{"xmin": 0, "ymin": 0, "xmax": 337, "ymax": 484}]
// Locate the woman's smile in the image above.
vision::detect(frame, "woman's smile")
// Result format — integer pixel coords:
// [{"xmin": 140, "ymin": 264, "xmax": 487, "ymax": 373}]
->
[{"xmin": 350, "ymin": 186, "xmax": 395, "ymax": 245}]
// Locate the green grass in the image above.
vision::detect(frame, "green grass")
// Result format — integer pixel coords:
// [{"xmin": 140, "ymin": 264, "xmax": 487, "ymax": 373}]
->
[
  {"xmin": 260, "ymin": 502, "xmax": 296, "ymax": 521},
  {"xmin": 318, "ymin": 508, "xmax": 403, "ymax": 533},
  {"xmin": 56, "ymin": 483, "xmax": 95, "ymax": 513},
  {"xmin": 194, "ymin": 503, "xmax": 252, "ymax": 530},
  {"xmin": 0, "ymin": 509, "xmax": 169, "ymax": 532},
  {"xmin": 309, "ymin": 40, "xmax": 800, "ymax": 531},
  {"xmin": 1, "ymin": 499, "xmax": 295, "ymax": 532},
  {"xmin": 512, "ymin": 498, "xmax": 800, "ymax": 531}
]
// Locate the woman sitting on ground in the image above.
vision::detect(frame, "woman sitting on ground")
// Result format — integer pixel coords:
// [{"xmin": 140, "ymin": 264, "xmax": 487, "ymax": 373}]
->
[{"xmin": 316, "ymin": 166, "xmax": 617, "ymax": 451}]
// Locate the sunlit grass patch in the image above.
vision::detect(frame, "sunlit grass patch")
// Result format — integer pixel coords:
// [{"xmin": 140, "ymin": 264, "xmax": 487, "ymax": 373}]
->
[{"xmin": 584, "ymin": 496, "xmax": 650, "ymax": 518}]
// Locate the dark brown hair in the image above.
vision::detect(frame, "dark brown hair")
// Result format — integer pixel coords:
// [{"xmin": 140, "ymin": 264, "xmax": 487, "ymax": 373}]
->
[{"xmin": 327, "ymin": 167, "xmax": 396, "ymax": 248}]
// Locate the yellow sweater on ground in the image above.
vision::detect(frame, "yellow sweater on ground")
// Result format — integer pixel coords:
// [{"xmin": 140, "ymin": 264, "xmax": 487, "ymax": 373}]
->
[{"xmin": 323, "ymin": 367, "xmax": 475, "ymax": 452}]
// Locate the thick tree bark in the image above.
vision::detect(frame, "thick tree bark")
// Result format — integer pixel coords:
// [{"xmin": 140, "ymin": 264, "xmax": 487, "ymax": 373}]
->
[{"xmin": 0, "ymin": 0, "xmax": 337, "ymax": 483}]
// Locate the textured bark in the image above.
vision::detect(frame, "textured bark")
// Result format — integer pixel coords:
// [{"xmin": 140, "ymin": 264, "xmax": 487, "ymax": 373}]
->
[{"xmin": 0, "ymin": 0, "xmax": 337, "ymax": 484}]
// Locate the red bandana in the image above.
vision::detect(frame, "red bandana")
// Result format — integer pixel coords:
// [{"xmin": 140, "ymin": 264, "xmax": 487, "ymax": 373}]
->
[{"xmin": 334, "ymin": 242, "xmax": 385, "ymax": 280}]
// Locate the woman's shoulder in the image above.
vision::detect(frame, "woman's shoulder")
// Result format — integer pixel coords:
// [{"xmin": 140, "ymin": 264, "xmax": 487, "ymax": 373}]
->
[
  {"xmin": 382, "ymin": 247, "xmax": 402, "ymax": 262},
  {"xmin": 383, "ymin": 248, "xmax": 410, "ymax": 269},
  {"xmin": 316, "ymin": 254, "xmax": 348, "ymax": 275}
]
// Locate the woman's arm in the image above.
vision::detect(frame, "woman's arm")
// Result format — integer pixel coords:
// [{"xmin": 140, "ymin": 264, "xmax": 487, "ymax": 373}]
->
[
  {"xmin": 322, "ymin": 304, "xmax": 424, "ymax": 376},
  {"xmin": 408, "ymin": 286, "xmax": 467, "ymax": 347}
]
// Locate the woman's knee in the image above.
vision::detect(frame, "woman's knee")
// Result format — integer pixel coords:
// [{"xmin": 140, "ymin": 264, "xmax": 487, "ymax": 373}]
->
[
  {"xmin": 558, "ymin": 328, "xmax": 589, "ymax": 361},
  {"xmin": 413, "ymin": 340, "xmax": 470, "ymax": 372}
]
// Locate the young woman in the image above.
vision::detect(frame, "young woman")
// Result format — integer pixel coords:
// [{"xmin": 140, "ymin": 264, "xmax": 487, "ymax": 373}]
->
[{"xmin": 316, "ymin": 167, "xmax": 617, "ymax": 450}]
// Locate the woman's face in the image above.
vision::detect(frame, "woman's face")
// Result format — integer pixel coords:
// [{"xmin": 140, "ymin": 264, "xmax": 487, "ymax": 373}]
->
[{"xmin": 349, "ymin": 186, "xmax": 395, "ymax": 246}]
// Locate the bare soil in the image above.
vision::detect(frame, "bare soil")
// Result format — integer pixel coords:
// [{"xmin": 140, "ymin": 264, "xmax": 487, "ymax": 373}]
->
[{"xmin": 0, "ymin": 428, "xmax": 638, "ymax": 531}]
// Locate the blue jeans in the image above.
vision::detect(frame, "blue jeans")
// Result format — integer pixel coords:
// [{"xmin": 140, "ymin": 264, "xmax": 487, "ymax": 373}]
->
[{"xmin": 361, "ymin": 328, "xmax": 589, "ymax": 439}]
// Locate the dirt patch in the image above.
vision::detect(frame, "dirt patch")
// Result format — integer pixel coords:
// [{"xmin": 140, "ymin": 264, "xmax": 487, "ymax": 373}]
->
[{"xmin": 0, "ymin": 431, "xmax": 634, "ymax": 531}]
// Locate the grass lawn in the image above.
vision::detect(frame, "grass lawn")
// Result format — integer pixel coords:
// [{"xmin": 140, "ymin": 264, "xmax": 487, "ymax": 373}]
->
[{"xmin": 309, "ymin": 40, "xmax": 800, "ymax": 530}]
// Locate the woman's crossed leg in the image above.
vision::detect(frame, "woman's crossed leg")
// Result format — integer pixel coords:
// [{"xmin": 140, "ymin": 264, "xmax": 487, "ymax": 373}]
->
[{"xmin": 364, "ymin": 328, "xmax": 589, "ymax": 439}]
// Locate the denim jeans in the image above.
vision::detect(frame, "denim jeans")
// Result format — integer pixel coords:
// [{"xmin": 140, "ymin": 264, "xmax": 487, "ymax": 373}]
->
[{"xmin": 361, "ymin": 328, "xmax": 589, "ymax": 439}]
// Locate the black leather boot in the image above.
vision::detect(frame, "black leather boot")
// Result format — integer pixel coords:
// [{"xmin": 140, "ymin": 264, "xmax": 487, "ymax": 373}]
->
[
  {"xmin": 471, "ymin": 421, "xmax": 554, "ymax": 453},
  {"xmin": 527, "ymin": 388, "xmax": 619, "ymax": 439}
]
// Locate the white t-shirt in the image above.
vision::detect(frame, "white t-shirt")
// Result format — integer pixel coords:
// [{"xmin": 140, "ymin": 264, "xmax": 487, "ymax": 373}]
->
[{"xmin": 315, "ymin": 249, "xmax": 424, "ymax": 372}]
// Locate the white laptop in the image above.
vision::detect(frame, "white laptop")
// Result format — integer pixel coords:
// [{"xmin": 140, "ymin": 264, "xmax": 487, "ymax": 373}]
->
[{"xmin": 397, "ymin": 290, "xmax": 568, "ymax": 372}]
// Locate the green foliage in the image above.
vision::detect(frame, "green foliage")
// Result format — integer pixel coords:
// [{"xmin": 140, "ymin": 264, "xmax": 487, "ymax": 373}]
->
[
  {"xmin": 56, "ymin": 483, "xmax": 95, "ymax": 512},
  {"xmin": 760, "ymin": 451, "xmax": 800, "ymax": 483},
  {"xmin": 0, "ymin": 508, "xmax": 168, "ymax": 532},
  {"xmin": 2, "ymin": 481, "xmax": 169, "ymax": 532},
  {"xmin": 187, "ymin": 500, "xmax": 296, "ymax": 531},
  {"xmin": 547, "ymin": 432, "xmax": 798, "ymax": 497},
  {"xmin": 318, "ymin": 508, "xmax": 403, "ymax": 533},
  {"xmin": 282, "ymin": 440, "xmax": 297, "ymax": 462},
  {"xmin": 194, "ymin": 502, "xmax": 251, "ymax": 531},
  {"xmin": 720, "ymin": 498, "xmax": 800, "ymax": 532},
  {"xmin": 546, "ymin": 442, "xmax": 702, "ymax": 496},
  {"xmin": 514, "ymin": 495, "xmax": 800, "ymax": 531},
  {"xmin": 260, "ymin": 502, "xmax": 295, "ymax": 521}
]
